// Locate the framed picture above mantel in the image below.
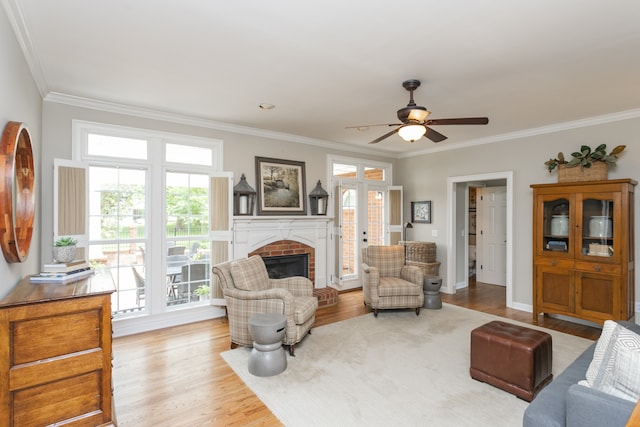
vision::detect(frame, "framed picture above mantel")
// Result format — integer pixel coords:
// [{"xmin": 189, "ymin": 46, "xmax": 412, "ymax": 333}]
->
[{"xmin": 255, "ymin": 157, "xmax": 307, "ymax": 215}]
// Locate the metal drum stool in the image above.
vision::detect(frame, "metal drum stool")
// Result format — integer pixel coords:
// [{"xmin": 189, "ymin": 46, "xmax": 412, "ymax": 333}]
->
[
  {"xmin": 423, "ymin": 276, "xmax": 442, "ymax": 309},
  {"xmin": 248, "ymin": 313, "xmax": 287, "ymax": 377}
]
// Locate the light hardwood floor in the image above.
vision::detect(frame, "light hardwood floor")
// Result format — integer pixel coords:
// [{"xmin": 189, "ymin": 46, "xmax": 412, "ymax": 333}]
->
[{"xmin": 112, "ymin": 282, "xmax": 601, "ymax": 426}]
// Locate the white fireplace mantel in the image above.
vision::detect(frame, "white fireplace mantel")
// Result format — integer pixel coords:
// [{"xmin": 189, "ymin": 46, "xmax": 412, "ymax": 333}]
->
[{"xmin": 233, "ymin": 216, "xmax": 332, "ymax": 287}]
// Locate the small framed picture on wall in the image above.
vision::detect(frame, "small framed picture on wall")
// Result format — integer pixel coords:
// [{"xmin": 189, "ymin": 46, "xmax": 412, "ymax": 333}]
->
[{"xmin": 411, "ymin": 201, "xmax": 431, "ymax": 224}]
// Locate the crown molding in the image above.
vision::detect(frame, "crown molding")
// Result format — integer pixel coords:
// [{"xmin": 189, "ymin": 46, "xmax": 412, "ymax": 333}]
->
[
  {"xmin": 2, "ymin": 0, "xmax": 48, "ymax": 97},
  {"xmin": 399, "ymin": 108, "xmax": 640, "ymax": 158},
  {"xmin": 46, "ymin": 91, "xmax": 640, "ymax": 161},
  {"xmin": 43, "ymin": 92, "xmax": 390, "ymax": 158}
]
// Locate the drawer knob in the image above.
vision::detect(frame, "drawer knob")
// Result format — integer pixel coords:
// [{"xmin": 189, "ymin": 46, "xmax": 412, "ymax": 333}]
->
[
  {"xmin": 551, "ymin": 260, "xmax": 557, "ymax": 267},
  {"xmin": 594, "ymin": 265, "xmax": 601, "ymax": 272}
]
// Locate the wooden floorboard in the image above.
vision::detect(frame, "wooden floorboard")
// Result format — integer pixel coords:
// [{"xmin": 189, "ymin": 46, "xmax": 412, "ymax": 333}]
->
[{"xmin": 112, "ymin": 282, "xmax": 601, "ymax": 426}]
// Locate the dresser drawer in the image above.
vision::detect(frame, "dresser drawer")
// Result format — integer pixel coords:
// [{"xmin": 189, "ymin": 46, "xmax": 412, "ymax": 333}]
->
[
  {"xmin": 535, "ymin": 257, "xmax": 574, "ymax": 269},
  {"xmin": 575, "ymin": 261, "xmax": 621, "ymax": 275},
  {"xmin": 12, "ymin": 309, "xmax": 101, "ymax": 365}
]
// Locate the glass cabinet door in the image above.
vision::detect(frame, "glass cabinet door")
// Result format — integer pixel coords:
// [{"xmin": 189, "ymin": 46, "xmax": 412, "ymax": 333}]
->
[
  {"xmin": 539, "ymin": 195, "xmax": 572, "ymax": 256},
  {"xmin": 577, "ymin": 192, "xmax": 621, "ymax": 262}
]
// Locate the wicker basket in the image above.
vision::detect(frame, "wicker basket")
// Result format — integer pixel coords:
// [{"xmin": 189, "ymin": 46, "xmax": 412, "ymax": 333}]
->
[
  {"xmin": 401, "ymin": 241, "xmax": 437, "ymax": 263},
  {"xmin": 406, "ymin": 260, "xmax": 441, "ymax": 277},
  {"xmin": 557, "ymin": 162, "xmax": 608, "ymax": 183}
]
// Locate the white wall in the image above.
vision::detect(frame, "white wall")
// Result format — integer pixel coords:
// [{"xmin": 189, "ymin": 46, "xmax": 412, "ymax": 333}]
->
[
  {"xmin": 40, "ymin": 100, "xmax": 640, "ymax": 314},
  {"xmin": 0, "ymin": 6, "xmax": 42, "ymax": 298},
  {"xmin": 396, "ymin": 117, "xmax": 640, "ymax": 310},
  {"xmin": 40, "ymin": 100, "xmax": 396, "ymax": 262}
]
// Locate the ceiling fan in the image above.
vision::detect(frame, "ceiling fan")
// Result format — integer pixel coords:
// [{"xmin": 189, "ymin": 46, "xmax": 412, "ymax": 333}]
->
[{"xmin": 348, "ymin": 79, "xmax": 489, "ymax": 144}]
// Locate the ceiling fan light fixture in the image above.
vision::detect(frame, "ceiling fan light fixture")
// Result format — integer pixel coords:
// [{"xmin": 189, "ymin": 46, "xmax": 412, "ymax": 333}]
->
[
  {"xmin": 408, "ymin": 108, "xmax": 431, "ymax": 122},
  {"xmin": 398, "ymin": 124, "xmax": 426, "ymax": 142}
]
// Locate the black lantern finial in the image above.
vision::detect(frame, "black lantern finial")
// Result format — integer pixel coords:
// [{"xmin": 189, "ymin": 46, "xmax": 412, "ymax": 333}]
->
[
  {"xmin": 309, "ymin": 180, "xmax": 329, "ymax": 215},
  {"xmin": 233, "ymin": 173, "xmax": 256, "ymax": 216}
]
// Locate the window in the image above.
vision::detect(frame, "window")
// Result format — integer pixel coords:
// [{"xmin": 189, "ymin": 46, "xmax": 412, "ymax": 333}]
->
[{"xmin": 69, "ymin": 121, "xmax": 225, "ymax": 319}]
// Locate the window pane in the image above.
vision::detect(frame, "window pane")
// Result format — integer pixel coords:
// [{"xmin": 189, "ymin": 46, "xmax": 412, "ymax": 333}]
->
[
  {"xmin": 166, "ymin": 171, "xmax": 211, "ymax": 308},
  {"xmin": 89, "ymin": 167, "xmax": 146, "ymax": 240},
  {"xmin": 88, "ymin": 134, "xmax": 147, "ymax": 159},
  {"xmin": 364, "ymin": 167, "xmax": 385, "ymax": 181},
  {"xmin": 333, "ymin": 163, "xmax": 357, "ymax": 178},
  {"xmin": 88, "ymin": 166, "xmax": 147, "ymax": 315},
  {"xmin": 341, "ymin": 188, "xmax": 357, "ymax": 276},
  {"xmin": 368, "ymin": 190, "xmax": 385, "ymax": 245},
  {"xmin": 166, "ymin": 143, "xmax": 213, "ymax": 166}
]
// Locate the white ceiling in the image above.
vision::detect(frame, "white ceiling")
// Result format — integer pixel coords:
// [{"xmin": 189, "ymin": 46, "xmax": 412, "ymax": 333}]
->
[{"xmin": 5, "ymin": 0, "xmax": 640, "ymax": 155}]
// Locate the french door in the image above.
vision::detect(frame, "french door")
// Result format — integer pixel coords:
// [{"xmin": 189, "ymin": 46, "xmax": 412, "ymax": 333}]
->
[{"xmin": 333, "ymin": 182, "xmax": 401, "ymax": 289}]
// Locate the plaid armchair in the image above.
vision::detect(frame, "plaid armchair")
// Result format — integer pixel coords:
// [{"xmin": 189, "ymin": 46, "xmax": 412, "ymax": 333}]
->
[
  {"xmin": 212, "ymin": 255, "xmax": 318, "ymax": 356},
  {"xmin": 362, "ymin": 245, "xmax": 424, "ymax": 317}
]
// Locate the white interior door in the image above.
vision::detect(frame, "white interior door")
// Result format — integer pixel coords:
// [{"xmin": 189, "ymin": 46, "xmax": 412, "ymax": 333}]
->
[{"xmin": 476, "ymin": 186, "xmax": 506, "ymax": 286}]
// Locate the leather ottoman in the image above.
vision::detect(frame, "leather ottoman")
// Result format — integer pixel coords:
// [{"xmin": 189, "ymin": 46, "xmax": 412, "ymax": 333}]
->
[{"xmin": 470, "ymin": 321, "xmax": 553, "ymax": 401}]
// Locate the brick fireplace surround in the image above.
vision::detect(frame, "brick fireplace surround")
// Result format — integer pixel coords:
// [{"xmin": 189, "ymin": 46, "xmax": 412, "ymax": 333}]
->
[
  {"xmin": 249, "ymin": 240, "xmax": 337, "ymax": 307},
  {"xmin": 249, "ymin": 240, "xmax": 316, "ymax": 283},
  {"xmin": 233, "ymin": 217, "xmax": 338, "ymax": 307}
]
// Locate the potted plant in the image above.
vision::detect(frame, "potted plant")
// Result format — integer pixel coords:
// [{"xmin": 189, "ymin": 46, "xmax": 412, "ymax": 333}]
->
[
  {"xmin": 53, "ymin": 236, "xmax": 78, "ymax": 263},
  {"xmin": 544, "ymin": 144, "xmax": 626, "ymax": 182},
  {"xmin": 195, "ymin": 284, "xmax": 210, "ymax": 300}
]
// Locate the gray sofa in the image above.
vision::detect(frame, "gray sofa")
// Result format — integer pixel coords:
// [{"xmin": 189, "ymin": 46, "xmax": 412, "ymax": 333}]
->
[{"xmin": 523, "ymin": 321, "xmax": 639, "ymax": 427}]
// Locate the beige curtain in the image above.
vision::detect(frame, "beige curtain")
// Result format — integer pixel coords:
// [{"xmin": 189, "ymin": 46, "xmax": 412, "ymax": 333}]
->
[
  {"xmin": 58, "ymin": 166, "xmax": 86, "ymax": 236},
  {"xmin": 209, "ymin": 176, "xmax": 230, "ymax": 300},
  {"xmin": 389, "ymin": 188, "xmax": 402, "ymax": 244}
]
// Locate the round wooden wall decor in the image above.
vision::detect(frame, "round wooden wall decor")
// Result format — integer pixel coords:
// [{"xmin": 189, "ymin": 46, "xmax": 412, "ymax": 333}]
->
[{"xmin": 0, "ymin": 121, "xmax": 35, "ymax": 263}]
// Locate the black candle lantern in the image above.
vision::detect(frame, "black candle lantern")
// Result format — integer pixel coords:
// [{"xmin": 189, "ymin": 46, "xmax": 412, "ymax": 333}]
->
[
  {"xmin": 309, "ymin": 180, "xmax": 329, "ymax": 215},
  {"xmin": 233, "ymin": 173, "xmax": 256, "ymax": 216}
]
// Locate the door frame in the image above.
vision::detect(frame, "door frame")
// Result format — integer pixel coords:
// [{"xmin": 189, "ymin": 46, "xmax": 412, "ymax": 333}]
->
[{"xmin": 446, "ymin": 171, "xmax": 515, "ymax": 308}]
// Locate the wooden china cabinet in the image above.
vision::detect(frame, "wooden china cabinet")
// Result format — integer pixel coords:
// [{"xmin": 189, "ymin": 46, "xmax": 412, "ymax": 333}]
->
[
  {"xmin": 0, "ymin": 274, "xmax": 116, "ymax": 426},
  {"xmin": 531, "ymin": 179, "xmax": 636, "ymax": 325}
]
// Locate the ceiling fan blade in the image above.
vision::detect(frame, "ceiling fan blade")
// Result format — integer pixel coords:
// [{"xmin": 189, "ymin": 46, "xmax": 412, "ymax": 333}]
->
[
  {"xmin": 426, "ymin": 117, "xmax": 489, "ymax": 126},
  {"xmin": 369, "ymin": 128, "xmax": 399, "ymax": 144},
  {"xmin": 425, "ymin": 127, "xmax": 447, "ymax": 143},
  {"xmin": 345, "ymin": 123, "xmax": 401, "ymax": 129}
]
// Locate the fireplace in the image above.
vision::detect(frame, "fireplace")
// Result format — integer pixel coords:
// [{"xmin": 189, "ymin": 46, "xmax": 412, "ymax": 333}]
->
[
  {"xmin": 233, "ymin": 216, "xmax": 331, "ymax": 287},
  {"xmin": 249, "ymin": 239, "xmax": 315, "ymax": 283},
  {"xmin": 262, "ymin": 254, "xmax": 309, "ymax": 279}
]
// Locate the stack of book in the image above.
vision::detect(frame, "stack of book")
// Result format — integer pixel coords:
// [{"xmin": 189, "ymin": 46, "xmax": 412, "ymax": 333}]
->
[{"xmin": 30, "ymin": 260, "xmax": 95, "ymax": 283}]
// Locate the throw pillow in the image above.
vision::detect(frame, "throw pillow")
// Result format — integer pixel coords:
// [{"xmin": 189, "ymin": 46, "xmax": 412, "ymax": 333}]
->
[
  {"xmin": 230, "ymin": 255, "xmax": 270, "ymax": 291},
  {"xmin": 608, "ymin": 345, "xmax": 640, "ymax": 401},
  {"xmin": 581, "ymin": 321, "xmax": 640, "ymax": 402},
  {"xmin": 584, "ymin": 320, "xmax": 618, "ymax": 384}
]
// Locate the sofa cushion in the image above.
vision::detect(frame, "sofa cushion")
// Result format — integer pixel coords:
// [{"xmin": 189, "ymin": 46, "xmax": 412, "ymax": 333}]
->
[
  {"xmin": 580, "ymin": 320, "xmax": 640, "ymax": 402},
  {"xmin": 230, "ymin": 255, "xmax": 270, "ymax": 291}
]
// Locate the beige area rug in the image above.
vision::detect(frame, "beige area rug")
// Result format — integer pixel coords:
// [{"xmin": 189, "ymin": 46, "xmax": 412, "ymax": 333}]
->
[{"xmin": 221, "ymin": 304, "xmax": 594, "ymax": 427}]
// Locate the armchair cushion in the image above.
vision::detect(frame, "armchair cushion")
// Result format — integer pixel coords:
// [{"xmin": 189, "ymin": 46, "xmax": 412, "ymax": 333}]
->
[
  {"xmin": 230, "ymin": 255, "xmax": 270, "ymax": 291},
  {"xmin": 365, "ymin": 246, "xmax": 404, "ymax": 277},
  {"xmin": 294, "ymin": 296, "xmax": 319, "ymax": 324},
  {"xmin": 379, "ymin": 277, "xmax": 423, "ymax": 297}
]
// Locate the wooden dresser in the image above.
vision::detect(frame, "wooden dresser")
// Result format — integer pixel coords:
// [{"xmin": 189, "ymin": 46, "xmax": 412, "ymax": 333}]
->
[{"xmin": 0, "ymin": 274, "xmax": 116, "ymax": 426}]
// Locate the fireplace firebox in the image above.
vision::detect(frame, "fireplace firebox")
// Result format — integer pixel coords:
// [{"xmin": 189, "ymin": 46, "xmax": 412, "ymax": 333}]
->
[{"xmin": 262, "ymin": 254, "xmax": 309, "ymax": 279}]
